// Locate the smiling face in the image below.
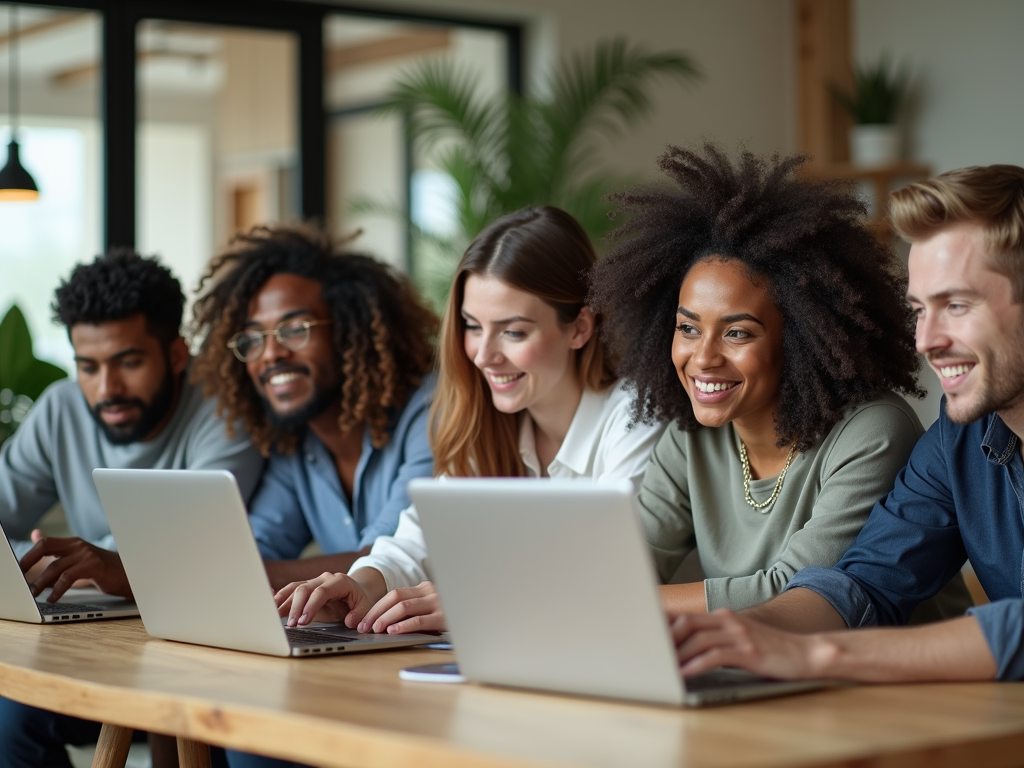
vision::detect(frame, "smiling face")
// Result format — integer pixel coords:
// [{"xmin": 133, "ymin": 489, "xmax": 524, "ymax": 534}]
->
[
  {"xmin": 907, "ymin": 223, "xmax": 1024, "ymax": 425},
  {"xmin": 461, "ymin": 274, "xmax": 593, "ymax": 420},
  {"xmin": 71, "ymin": 313, "xmax": 188, "ymax": 445},
  {"xmin": 672, "ymin": 257, "xmax": 785, "ymax": 435},
  {"xmin": 244, "ymin": 273, "xmax": 340, "ymax": 432}
]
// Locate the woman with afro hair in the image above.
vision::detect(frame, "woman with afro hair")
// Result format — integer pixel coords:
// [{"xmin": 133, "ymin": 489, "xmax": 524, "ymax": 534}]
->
[{"xmin": 589, "ymin": 143, "xmax": 972, "ymax": 622}]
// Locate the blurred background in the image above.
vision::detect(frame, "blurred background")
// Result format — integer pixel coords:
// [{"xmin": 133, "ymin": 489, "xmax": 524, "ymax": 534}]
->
[{"xmin": 1, "ymin": 0, "xmax": 1022, "ymax": 430}]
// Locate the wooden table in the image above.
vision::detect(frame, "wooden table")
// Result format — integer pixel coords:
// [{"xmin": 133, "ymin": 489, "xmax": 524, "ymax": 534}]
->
[{"xmin": 2, "ymin": 618, "xmax": 1024, "ymax": 768}]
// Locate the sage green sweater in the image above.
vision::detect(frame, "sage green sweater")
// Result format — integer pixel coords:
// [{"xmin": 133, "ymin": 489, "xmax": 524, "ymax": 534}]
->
[{"xmin": 639, "ymin": 392, "xmax": 973, "ymax": 620}]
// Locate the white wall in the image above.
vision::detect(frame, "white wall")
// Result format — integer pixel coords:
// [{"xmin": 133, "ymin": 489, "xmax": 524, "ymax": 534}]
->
[
  {"xmin": 137, "ymin": 123, "xmax": 213, "ymax": 303},
  {"xmin": 540, "ymin": 0, "xmax": 796, "ymax": 176},
  {"xmin": 856, "ymin": 0, "xmax": 1024, "ymax": 172},
  {"xmin": 329, "ymin": 0, "xmax": 797, "ymax": 180},
  {"xmin": 855, "ymin": 0, "xmax": 1024, "ymax": 427}
]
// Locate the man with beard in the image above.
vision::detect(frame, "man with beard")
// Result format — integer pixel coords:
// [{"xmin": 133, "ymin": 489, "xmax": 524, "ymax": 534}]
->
[
  {"xmin": 0, "ymin": 249, "xmax": 262, "ymax": 767},
  {"xmin": 191, "ymin": 225, "xmax": 437, "ymax": 589},
  {"xmin": 670, "ymin": 164, "xmax": 1024, "ymax": 684}
]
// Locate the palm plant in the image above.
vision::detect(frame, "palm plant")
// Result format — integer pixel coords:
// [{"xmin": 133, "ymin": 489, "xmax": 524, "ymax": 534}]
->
[
  {"xmin": 829, "ymin": 56, "xmax": 909, "ymax": 125},
  {"xmin": 352, "ymin": 37, "xmax": 700, "ymax": 305}
]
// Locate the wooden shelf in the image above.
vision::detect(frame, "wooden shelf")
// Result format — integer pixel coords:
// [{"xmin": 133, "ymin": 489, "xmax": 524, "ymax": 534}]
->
[{"xmin": 801, "ymin": 162, "xmax": 931, "ymax": 181}]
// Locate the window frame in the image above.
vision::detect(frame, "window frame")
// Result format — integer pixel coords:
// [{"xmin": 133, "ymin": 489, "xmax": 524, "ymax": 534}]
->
[{"xmin": 11, "ymin": 0, "xmax": 522, "ymax": 250}]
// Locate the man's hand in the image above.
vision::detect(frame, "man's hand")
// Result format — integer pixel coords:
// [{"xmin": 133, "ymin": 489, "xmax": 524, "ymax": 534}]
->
[
  {"xmin": 358, "ymin": 581, "xmax": 444, "ymax": 635},
  {"xmin": 275, "ymin": 572, "xmax": 378, "ymax": 629},
  {"xmin": 21, "ymin": 530, "xmax": 58, "ymax": 585},
  {"xmin": 672, "ymin": 608, "xmax": 826, "ymax": 680},
  {"xmin": 19, "ymin": 534, "xmax": 133, "ymax": 602}
]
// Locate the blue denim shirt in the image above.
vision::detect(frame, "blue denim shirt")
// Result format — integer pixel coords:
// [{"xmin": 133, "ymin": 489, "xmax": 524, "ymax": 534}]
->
[
  {"xmin": 247, "ymin": 375, "xmax": 435, "ymax": 559},
  {"xmin": 786, "ymin": 400, "xmax": 1024, "ymax": 680}
]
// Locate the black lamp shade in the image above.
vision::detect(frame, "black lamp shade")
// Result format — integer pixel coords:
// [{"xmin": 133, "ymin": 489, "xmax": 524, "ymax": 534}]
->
[{"xmin": 0, "ymin": 140, "xmax": 39, "ymax": 201}]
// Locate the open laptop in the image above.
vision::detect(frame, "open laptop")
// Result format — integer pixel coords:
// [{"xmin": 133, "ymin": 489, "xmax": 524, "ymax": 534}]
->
[
  {"xmin": 0, "ymin": 520, "xmax": 139, "ymax": 623},
  {"xmin": 409, "ymin": 478, "xmax": 831, "ymax": 707},
  {"xmin": 93, "ymin": 468, "xmax": 438, "ymax": 657}
]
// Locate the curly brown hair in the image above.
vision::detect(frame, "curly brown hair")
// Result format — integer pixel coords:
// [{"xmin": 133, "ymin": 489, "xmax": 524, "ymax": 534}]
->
[
  {"xmin": 191, "ymin": 225, "xmax": 438, "ymax": 456},
  {"xmin": 589, "ymin": 143, "xmax": 923, "ymax": 451}
]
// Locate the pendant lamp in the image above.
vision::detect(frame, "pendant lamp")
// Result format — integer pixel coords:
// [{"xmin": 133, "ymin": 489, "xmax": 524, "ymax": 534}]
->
[{"xmin": 0, "ymin": 4, "xmax": 39, "ymax": 202}]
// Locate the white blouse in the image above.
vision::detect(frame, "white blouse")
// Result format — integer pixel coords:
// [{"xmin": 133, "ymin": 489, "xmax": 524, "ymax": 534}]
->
[{"xmin": 348, "ymin": 381, "xmax": 665, "ymax": 590}]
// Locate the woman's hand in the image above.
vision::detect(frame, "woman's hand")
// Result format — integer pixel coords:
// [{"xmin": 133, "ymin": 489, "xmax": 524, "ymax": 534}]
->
[
  {"xmin": 357, "ymin": 581, "xmax": 446, "ymax": 634},
  {"xmin": 274, "ymin": 572, "xmax": 376, "ymax": 629}
]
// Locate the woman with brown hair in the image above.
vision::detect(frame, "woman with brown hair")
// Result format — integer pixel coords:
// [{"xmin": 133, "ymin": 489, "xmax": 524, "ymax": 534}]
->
[{"xmin": 272, "ymin": 205, "xmax": 664, "ymax": 635}]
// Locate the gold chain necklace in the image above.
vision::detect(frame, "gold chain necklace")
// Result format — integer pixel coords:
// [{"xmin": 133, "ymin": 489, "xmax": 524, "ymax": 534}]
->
[{"xmin": 739, "ymin": 440, "xmax": 797, "ymax": 513}]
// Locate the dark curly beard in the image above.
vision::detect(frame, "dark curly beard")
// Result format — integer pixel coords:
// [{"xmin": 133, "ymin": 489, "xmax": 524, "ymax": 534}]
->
[{"xmin": 90, "ymin": 368, "xmax": 178, "ymax": 446}]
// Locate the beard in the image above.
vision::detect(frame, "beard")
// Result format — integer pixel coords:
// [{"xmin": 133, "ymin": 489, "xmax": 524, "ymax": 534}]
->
[
  {"xmin": 260, "ymin": 365, "xmax": 342, "ymax": 434},
  {"xmin": 937, "ymin": 324, "xmax": 1024, "ymax": 424},
  {"xmin": 91, "ymin": 366, "xmax": 178, "ymax": 446}
]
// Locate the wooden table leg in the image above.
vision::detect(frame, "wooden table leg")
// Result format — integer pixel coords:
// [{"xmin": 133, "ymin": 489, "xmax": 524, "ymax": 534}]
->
[
  {"xmin": 149, "ymin": 733, "xmax": 181, "ymax": 768},
  {"xmin": 91, "ymin": 724, "xmax": 133, "ymax": 768},
  {"xmin": 177, "ymin": 738, "xmax": 212, "ymax": 768}
]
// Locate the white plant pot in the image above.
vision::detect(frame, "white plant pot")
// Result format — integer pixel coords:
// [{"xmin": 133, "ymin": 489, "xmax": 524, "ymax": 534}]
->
[{"xmin": 850, "ymin": 124, "xmax": 900, "ymax": 167}]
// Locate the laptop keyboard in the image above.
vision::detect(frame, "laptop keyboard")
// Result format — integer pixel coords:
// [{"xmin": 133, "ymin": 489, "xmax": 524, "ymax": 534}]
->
[
  {"xmin": 36, "ymin": 602, "xmax": 104, "ymax": 615},
  {"xmin": 684, "ymin": 669, "xmax": 773, "ymax": 692},
  {"xmin": 285, "ymin": 627, "xmax": 360, "ymax": 645}
]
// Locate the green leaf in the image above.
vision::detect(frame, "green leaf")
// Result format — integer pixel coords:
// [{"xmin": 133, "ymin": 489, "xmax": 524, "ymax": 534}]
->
[
  {"xmin": 828, "ymin": 55, "xmax": 909, "ymax": 124},
  {"xmin": 0, "ymin": 304, "xmax": 68, "ymax": 439},
  {"xmin": 0, "ymin": 304, "xmax": 35, "ymax": 386},
  {"xmin": 12, "ymin": 359, "xmax": 67, "ymax": 402}
]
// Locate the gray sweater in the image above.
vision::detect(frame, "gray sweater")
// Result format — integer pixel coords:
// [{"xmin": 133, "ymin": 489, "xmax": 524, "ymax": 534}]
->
[
  {"xmin": 639, "ymin": 392, "xmax": 973, "ymax": 620},
  {"xmin": 0, "ymin": 374, "xmax": 264, "ymax": 558}
]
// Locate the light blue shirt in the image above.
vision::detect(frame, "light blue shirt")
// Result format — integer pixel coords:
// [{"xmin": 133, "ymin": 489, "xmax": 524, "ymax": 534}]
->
[
  {"xmin": 247, "ymin": 375, "xmax": 435, "ymax": 559},
  {"xmin": 0, "ymin": 372, "xmax": 264, "ymax": 559}
]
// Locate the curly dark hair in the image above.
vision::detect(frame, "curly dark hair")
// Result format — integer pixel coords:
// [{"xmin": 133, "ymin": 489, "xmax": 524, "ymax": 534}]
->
[
  {"xmin": 589, "ymin": 143, "xmax": 923, "ymax": 451},
  {"xmin": 191, "ymin": 225, "xmax": 438, "ymax": 457},
  {"xmin": 52, "ymin": 248, "xmax": 184, "ymax": 344}
]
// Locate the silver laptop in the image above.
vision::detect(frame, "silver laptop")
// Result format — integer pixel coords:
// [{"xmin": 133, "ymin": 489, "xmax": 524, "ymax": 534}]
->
[
  {"xmin": 409, "ymin": 478, "xmax": 830, "ymax": 707},
  {"xmin": 93, "ymin": 468, "xmax": 438, "ymax": 657},
  {"xmin": 0, "ymin": 520, "xmax": 139, "ymax": 623}
]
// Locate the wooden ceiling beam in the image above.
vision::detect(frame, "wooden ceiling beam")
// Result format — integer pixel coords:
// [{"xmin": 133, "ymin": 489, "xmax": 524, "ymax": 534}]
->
[
  {"xmin": 43, "ymin": 24, "xmax": 452, "ymax": 87},
  {"xmin": 0, "ymin": 11, "xmax": 87, "ymax": 48},
  {"xmin": 52, "ymin": 50, "xmax": 210, "ymax": 88},
  {"xmin": 327, "ymin": 27, "xmax": 450, "ymax": 72}
]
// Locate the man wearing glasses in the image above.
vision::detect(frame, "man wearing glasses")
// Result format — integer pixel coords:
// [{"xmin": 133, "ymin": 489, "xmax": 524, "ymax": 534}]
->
[{"xmin": 191, "ymin": 225, "xmax": 438, "ymax": 589}]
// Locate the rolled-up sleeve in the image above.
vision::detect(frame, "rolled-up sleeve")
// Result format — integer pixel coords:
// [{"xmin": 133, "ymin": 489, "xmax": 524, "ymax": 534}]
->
[
  {"xmin": 803, "ymin": 422, "xmax": 967, "ymax": 625},
  {"xmin": 968, "ymin": 599, "xmax": 1024, "ymax": 680},
  {"xmin": 784, "ymin": 566, "xmax": 878, "ymax": 627}
]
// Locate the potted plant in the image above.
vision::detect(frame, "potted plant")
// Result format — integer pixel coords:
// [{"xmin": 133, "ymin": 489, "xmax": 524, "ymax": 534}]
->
[
  {"xmin": 351, "ymin": 37, "xmax": 700, "ymax": 307},
  {"xmin": 0, "ymin": 304, "xmax": 67, "ymax": 446},
  {"xmin": 829, "ymin": 56, "xmax": 909, "ymax": 167}
]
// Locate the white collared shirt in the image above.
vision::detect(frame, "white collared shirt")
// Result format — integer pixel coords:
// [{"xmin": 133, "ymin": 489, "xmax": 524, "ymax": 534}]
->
[{"xmin": 349, "ymin": 381, "xmax": 665, "ymax": 590}]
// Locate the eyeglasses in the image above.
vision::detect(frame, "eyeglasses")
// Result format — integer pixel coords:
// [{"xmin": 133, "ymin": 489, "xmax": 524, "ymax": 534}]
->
[{"xmin": 227, "ymin": 319, "xmax": 332, "ymax": 362}]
